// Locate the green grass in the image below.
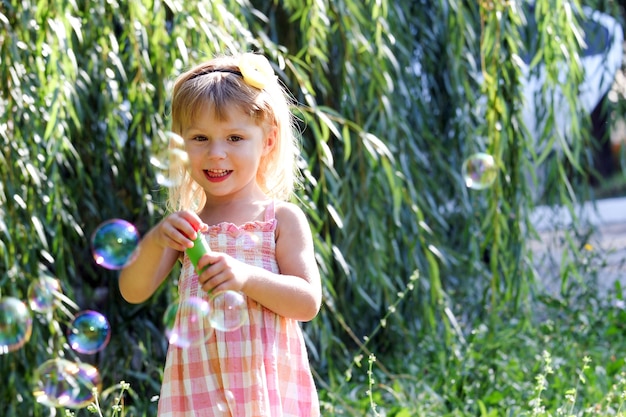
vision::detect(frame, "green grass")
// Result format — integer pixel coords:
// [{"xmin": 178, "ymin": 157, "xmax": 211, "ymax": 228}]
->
[
  {"xmin": 309, "ymin": 236, "xmax": 626, "ymax": 416},
  {"xmin": 313, "ymin": 280, "xmax": 626, "ymax": 416}
]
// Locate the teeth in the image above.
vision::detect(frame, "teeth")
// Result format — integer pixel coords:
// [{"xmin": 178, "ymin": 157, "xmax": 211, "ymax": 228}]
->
[{"xmin": 207, "ymin": 169, "xmax": 229, "ymax": 177}]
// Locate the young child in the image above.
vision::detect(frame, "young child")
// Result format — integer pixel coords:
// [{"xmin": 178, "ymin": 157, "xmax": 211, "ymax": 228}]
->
[{"xmin": 119, "ymin": 53, "xmax": 322, "ymax": 416}]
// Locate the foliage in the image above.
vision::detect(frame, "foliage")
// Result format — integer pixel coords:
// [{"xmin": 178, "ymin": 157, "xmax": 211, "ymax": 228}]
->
[
  {"xmin": 1, "ymin": 0, "xmax": 625, "ymax": 415},
  {"xmin": 318, "ymin": 265, "xmax": 626, "ymax": 416}
]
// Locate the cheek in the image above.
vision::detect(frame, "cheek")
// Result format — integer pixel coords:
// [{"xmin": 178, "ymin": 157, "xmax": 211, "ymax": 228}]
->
[
  {"xmin": 185, "ymin": 142, "xmax": 210, "ymax": 159},
  {"xmin": 185, "ymin": 151, "xmax": 201, "ymax": 167},
  {"xmin": 185, "ymin": 152, "xmax": 206, "ymax": 177}
]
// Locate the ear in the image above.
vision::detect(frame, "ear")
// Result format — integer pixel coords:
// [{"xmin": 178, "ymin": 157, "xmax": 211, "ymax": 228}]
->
[{"xmin": 262, "ymin": 125, "xmax": 277, "ymax": 156}]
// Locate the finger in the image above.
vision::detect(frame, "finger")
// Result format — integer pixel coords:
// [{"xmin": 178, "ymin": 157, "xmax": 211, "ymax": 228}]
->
[
  {"xmin": 201, "ymin": 279, "xmax": 215, "ymax": 293},
  {"xmin": 178, "ymin": 211, "xmax": 208, "ymax": 235},
  {"xmin": 170, "ymin": 215, "xmax": 198, "ymax": 240},
  {"xmin": 165, "ymin": 233, "xmax": 193, "ymax": 251},
  {"xmin": 208, "ymin": 279, "xmax": 238, "ymax": 295},
  {"xmin": 200, "ymin": 271, "xmax": 224, "ymax": 293},
  {"xmin": 202, "ymin": 252, "xmax": 225, "ymax": 267},
  {"xmin": 196, "ymin": 254, "xmax": 214, "ymax": 272},
  {"xmin": 161, "ymin": 221, "xmax": 194, "ymax": 249}
]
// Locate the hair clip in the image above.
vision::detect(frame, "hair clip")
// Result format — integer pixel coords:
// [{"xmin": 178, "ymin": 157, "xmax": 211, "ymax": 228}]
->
[
  {"xmin": 187, "ymin": 54, "xmax": 276, "ymax": 90},
  {"xmin": 189, "ymin": 68, "xmax": 242, "ymax": 81},
  {"xmin": 238, "ymin": 53, "xmax": 277, "ymax": 90}
]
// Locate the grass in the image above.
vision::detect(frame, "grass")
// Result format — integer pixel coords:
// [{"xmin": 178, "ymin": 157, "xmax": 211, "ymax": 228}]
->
[
  {"xmin": 307, "ymin": 238, "xmax": 626, "ymax": 416},
  {"xmin": 328, "ymin": 308, "xmax": 626, "ymax": 415}
]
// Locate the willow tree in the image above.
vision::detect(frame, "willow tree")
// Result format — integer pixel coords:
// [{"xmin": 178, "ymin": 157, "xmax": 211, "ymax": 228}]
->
[{"xmin": 0, "ymin": 0, "xmax": 619, "ymax": 415}]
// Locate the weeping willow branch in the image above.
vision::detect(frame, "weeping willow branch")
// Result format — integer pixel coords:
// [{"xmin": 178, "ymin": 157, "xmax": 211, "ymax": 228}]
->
[{"xmin": 478, "ymin": 0, "xmax": 533, "ymax": 313}]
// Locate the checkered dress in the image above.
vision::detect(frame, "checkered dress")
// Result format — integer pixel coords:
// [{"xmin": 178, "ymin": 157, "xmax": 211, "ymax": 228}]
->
[{"xmin": 157, "ymin": 202, "xmax": 320, "ymax": 416}]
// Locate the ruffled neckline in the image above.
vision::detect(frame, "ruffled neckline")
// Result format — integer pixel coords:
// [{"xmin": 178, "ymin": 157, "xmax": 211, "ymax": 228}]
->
[{"xmin": 203, "ymin": 219, "xmax": 276, "ymax": 237}]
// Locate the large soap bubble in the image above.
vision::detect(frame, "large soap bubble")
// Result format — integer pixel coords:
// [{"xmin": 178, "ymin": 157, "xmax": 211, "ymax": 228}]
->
[
  {"xmin": 461, "ymin": 152, "xmax": 498, "ymax": 190},
  {"xmin": 0, "ymin": 297, "xmax": 33, "ymax": 354},
  {"xmin": 91, "ymin": 219, "xmax": 140, "ymax": 270},
  {"xmin": 67, "ymin": 310, "xmax": 111, "ymax": 354},
  {"xmin": 209, "ymin": 291, "xmax": 247, "ymax": 332},
  {"xmin": 164, "ymin": 297, "xmax": 213, "ymax": 348},
  {"xmin": 150, "ymin": 131, "xmax": 189, "ymax": 187},
  {"xmin": 28, "ymin": 274, "xmax": 62, "ymax": 313},
  {"xmin": 33, "ymin": 358, "xmax": 100, "ymax": 408}
]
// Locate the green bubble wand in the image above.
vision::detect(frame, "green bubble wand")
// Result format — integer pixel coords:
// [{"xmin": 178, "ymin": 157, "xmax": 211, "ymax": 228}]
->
[
  {"xmin": 185, "ymin": 232, "xmax": 247, "ymax": 331},
  {"xmin": 186, "ymin": 233, "xmax": 211, "ymax": 275}
]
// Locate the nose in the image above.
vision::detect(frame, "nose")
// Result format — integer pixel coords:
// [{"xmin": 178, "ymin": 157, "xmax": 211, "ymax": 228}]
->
[{"xmin": 206, "ymin": 140, "xmax": 227, "ymax": 159}]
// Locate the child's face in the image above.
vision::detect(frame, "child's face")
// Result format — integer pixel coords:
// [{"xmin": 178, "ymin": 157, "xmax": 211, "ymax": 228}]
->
[{"xmin": 182, "ymin": 104, "xmax": 274, "ymax": 200}]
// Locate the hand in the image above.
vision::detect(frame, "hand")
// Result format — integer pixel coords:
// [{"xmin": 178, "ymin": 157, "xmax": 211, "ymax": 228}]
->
[
  {"xmin": 152, "ymin": 210, "xmax": 208, "ymax": 252},
  {"xmin": 196, "ymin": 252, "xmax": 250, "ymax": 294}
]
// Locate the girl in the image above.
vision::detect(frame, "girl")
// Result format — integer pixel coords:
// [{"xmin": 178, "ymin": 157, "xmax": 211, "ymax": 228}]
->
[{"xmin": 119, "ymin": 53, "xmax": 322, "ymax": 416}]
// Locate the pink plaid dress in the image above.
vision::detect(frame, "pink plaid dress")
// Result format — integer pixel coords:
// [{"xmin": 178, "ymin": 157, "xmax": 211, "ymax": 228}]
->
[{"xmin": 157, "ymin": 202, "xmax": 320, "ymax": 416}]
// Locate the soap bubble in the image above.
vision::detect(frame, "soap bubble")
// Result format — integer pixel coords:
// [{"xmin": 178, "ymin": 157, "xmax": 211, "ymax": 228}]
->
[
  {"xmin": 461, "ymin": 152, "xmax": 498, "ymax": 190},
  {"xmin": 33, "ymin": 358, "xmax": 100, "ymax": 408},
  {"xmin": 209, "ymin": 291, "xmax": 247, "ymax": 332},
  {"xmin": 67, "ymin": 310, "xmax": 111, "ymax": 354},
  {"xmin": 91, "ymin": 219, "xmax": 140, "ymax": 270},
  {"xmin": 0, "ymin": 297, "xmax": 33, "ymax": 354},
  {"xmin": 28, "ymin": 274, "xmax": 62, "ymax": 313},
  {"xmin": 164, "ymin": 296, "xmax": 212, "ymax": 348},
  {"xmin": 151, "ymin": 131, "xmax": 189, "ymax": 187}
]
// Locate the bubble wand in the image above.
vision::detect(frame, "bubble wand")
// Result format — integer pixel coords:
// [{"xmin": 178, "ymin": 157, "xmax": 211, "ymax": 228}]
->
[
  {"xmin": 186, "ymin": 233, "xmax": 211, "ymax": 275},
  {"xmin": 185, "ymin": 231, "xmax": 247, "ymax": 331}
]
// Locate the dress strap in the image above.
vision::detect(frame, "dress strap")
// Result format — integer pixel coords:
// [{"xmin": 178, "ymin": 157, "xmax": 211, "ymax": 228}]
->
[{"xmin": 264, "ymin": 200, "xmax": 275, "ymax": 222}]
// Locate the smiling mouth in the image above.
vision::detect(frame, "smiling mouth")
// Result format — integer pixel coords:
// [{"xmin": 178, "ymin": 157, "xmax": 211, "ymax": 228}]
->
[{"xmin": 204, "ymin": 169, "xmax": 232, "ymax": 179}]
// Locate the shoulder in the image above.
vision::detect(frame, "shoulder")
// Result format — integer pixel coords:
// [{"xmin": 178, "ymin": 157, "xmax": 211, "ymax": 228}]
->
[
  {"xmin": 273, "ymin": 201, "xmax": 311, "ymax": 235},
  {"xmin": 274, "ymin": 200, "xmax": 307, "ymax": 223}
]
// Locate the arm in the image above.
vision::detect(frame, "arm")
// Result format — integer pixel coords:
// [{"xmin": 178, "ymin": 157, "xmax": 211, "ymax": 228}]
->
[
  {"xmin": 119, "ymin": 210, "xmax": 207, "ymax": 304},
  {"xmin": 197, "ymin": 202, "xmax": 322, "ymax": 321}
]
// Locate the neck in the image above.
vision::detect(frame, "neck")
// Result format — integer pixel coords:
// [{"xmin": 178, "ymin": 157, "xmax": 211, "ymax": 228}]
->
[{"xmin": 199, "ymin": 192, "xmax": 271, "ymax": 227}]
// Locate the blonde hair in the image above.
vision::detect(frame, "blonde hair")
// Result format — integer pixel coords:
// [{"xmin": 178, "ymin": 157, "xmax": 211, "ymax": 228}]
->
[{"xmin": 166, "ymin": 54, "xmax": 299, "ymax": 213}]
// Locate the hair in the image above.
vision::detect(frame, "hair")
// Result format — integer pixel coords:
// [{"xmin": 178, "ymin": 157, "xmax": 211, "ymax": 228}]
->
[{"xmin": 165, "ymin": 54, "xmax": 300, "ymax": 213}]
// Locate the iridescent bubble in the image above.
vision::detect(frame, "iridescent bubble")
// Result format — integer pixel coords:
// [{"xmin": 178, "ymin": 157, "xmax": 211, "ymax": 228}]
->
[
  {"xmin": 461, "ymin": 152, "xmax": 498, "ymax": 190},
  {"xmin": 67, "ymin": 310, "xmax": 111, "ymax": 354},
  {"xmin": 91, "ymin": 219, "xmax": 140, "ymax": 270},
  {"xmin": 150, "ymin": 131, "xmax": 189, "ymax": 187},
  {"xmin": 164, "ymin": 296, "xmax": 212, "ymax": 348},
  {"xmin": 33, "ymin": 358, "xmax": 100, "ymax": 408},
  {"xmin": 209, "ymin": 291, "xmax": 247, "ymax": 332},
  {"xmin": 28, "ymin": 274, "xmax": 62, "ymax": 313},
  {"xmin": 0, "ymin": 297, "xmax": 33, "ymax": 354}
]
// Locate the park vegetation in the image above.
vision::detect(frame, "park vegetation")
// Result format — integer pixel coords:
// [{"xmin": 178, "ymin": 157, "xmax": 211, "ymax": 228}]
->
[{"xmin": 2, "ymin": 0, "xmax": 626, "ymax": 415}]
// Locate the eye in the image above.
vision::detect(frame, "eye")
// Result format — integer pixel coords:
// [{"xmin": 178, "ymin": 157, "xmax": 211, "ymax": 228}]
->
[
  {"xmin": 191, "ymin": 135, "xmax": 208, "ymax": 142},
  {"xmin": 228, "ymin": 135, "xmax": 244, "ymax": 142}
]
